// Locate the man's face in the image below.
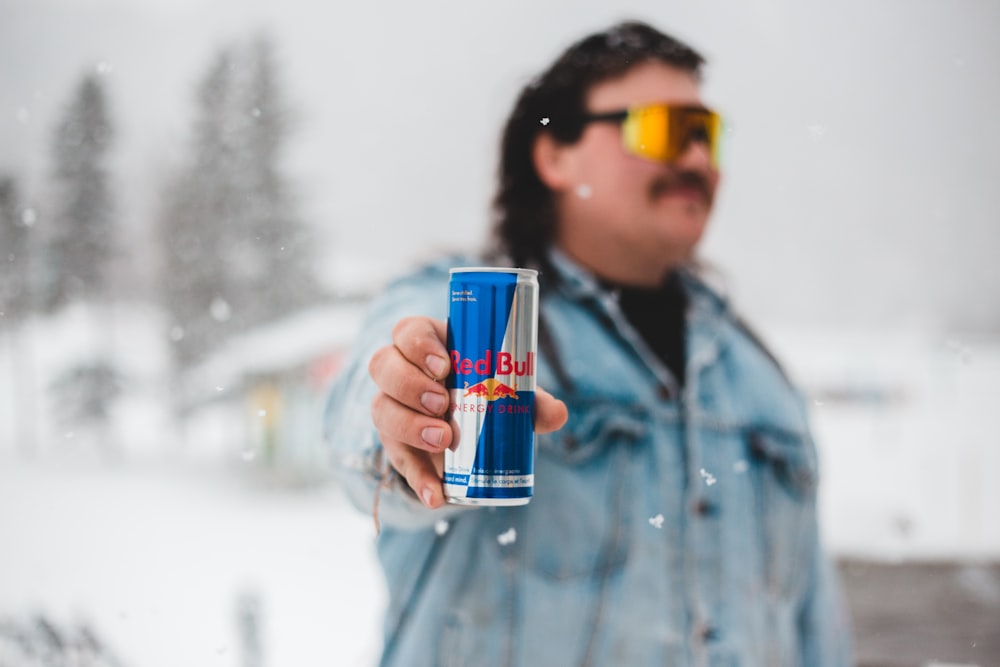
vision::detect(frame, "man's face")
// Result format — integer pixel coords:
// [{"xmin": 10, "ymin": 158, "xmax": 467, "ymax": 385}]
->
[{"xmin": 541, "ymin": 61, "xmax": 721, "ymax": 285}]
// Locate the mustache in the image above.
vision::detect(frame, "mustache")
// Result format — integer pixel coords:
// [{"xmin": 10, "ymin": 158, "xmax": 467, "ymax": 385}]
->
[{"xmin": 648, "ymin": 169, "xmax": 714, "ymax": 204}]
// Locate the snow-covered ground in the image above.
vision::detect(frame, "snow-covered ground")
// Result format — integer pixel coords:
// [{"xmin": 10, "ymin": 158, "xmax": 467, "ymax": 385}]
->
[
  {"xmin": 767, "ymin": 326, "xmax": 1000, "ymax": 561},
  {"xmin": 0, "ymin": 302, "xmax": 387, "ymax": 666},
  {"xmin": 0, "ymin": 454, "xmax": 384, "ymax": 667}
]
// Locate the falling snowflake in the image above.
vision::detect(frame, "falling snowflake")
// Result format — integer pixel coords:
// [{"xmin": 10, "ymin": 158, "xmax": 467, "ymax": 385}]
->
[
  {"xmin": 434, "ymin": 520, "xmax": 450, "ymax": 536},
  {"xmin": 648, "ymin": 514, "xmax": 664, "ymax": 529},
  {"xmin": 732, "ymin": 460, "xmax": 748, "ymax": 474},
  {"xmin": 945, "ymin": 339, "xmax": 973, "ymax": 364},
  {"xmin": 241, "ymin": 449, "xmax": 256, "ymax": 462},
  {"xmin": 497, "ymin": 527, "xmax": 517, "ymax": 546},
  {"xmin": 257, "ymin": 409, "xmax": 267, "ymax": 417},
  {"xmin": 210, "ymin": 297, "xmax": 232, "ymax": 322},
  {"xmin": 699, "ymin": 468, "xmax": 717, "ymax": 486},
  {"xmin": 21, "ymin": 208, "xmax": 37, "ymax": 226},
  {"xmin": 807, "ymin": 124, "xmax": 828, "ymax": 142},
  {"xmin": 540, "ymin": 117, "xmax": 550, "ymax": 126},
  {"xmin": 576, "ymin": 184, "xmax": 592, "ymax": 199}
]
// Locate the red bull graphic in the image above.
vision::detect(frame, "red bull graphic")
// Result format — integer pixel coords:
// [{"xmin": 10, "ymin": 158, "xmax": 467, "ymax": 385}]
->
[
  {"xmin": 464, "ymin": 378, "xmax": 518, "ymax": 401},
  {"xmin": 444, "ymin": 267, "xmax": 539, "ymax": 506}
]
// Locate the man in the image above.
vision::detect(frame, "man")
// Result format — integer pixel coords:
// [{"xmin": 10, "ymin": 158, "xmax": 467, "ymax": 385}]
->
[{"xmin": 325, "ymin": 20, "xmax": 853, "ymax": 666}]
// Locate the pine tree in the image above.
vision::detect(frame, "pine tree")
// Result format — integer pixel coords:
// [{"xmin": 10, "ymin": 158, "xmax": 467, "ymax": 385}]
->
[
  {"xmin": 0, "ymin": 176, "xmax": 32, "ymax": 325},
  {"xmin": 159, "ymin": 36, "xmax": 325, "ymax": 370},
  {"xmin": 44, "ymin": 73, "xmax": 116, "ymax": 310},
  {"xmin": 159, "ymin": 49, "xmax": 242, "ymax": 368},
  {"xmin": 40, "ymin": 73, "xmax": 123, "ymax": 453},
  {"xmin": 0, "ymin": 175, "xmax": 38, "ymax": 453},
  {"xmin": 235, "ymin": 35, "xmax": 323, "ymax": 327}
]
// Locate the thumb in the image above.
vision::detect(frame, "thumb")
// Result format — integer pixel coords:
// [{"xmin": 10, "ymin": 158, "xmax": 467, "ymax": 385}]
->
[{"xmin": 534, "ymin": 386, "xmax": 568, "ymax": 434}]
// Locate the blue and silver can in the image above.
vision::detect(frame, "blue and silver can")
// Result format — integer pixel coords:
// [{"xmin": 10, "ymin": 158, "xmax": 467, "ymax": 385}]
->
[{"xmin": 444, "ymin": 267, "xmax": 539, "ymax": 506}]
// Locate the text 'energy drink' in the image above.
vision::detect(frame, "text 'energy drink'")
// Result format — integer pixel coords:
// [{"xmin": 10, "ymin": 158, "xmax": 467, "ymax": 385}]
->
[{"xmin": 444, "ymin": 267, "xmax": 539, "ymax": 506}]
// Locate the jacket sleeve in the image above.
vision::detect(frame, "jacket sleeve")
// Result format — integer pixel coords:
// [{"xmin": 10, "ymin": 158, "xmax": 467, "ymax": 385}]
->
[
  {"xmin": 798, "ymin": 516, "xmax": 855, "ymax": 666},
  {"xmin": 322, "ymin": 266, "xmax": 468, "ymax": 531}
]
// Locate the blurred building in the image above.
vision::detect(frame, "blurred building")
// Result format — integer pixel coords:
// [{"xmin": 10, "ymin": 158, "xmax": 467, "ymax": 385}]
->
[{"xmin": 184, "ymin": 301, "xmax": 366, "ymax": 482}]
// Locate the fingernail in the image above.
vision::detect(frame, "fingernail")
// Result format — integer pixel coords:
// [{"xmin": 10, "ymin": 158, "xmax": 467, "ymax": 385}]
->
[
  {"xmin": 421, "ymin": 391, "xmax": 446, "ymax": 414},
  {"xmin": 421, "ymin": 487, "xmax": 434, "ymax": 507},
  {"xmin": 426, "ymin": 355, "xmax": 448, "ymax": 379},
  {"xmin": 421, "ymin": 427, "xmax": 444, "ymax": 447}
]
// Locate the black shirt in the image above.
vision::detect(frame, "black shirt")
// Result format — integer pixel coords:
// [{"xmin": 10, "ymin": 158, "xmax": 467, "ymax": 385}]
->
[{"xmin": 607, "ymin": 272, "xmax": 688, "ymax": 388}]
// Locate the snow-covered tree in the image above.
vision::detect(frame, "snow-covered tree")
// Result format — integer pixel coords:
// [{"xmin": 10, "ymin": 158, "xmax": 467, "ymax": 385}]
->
[
  {"xmin": 234, "ymin": 35, "xmax": 323, "ymax": 327},
  {"xmin": 159, "ymin": 36, "xmax": 324, "ymax": 370},
  {"xmin": 0, "ymin": 175, "xmax": 32, "ymax": 325},
  {"xmin": 159, "ymin": 48, "xmax": 242, "ymax": 368},
  {"xmin": 43, "ymin": 73, "xmax": 117, "ymax": 310},
  {"xmin": 0, "ymin": 175, "xmax": 38, "ymax": 453}
]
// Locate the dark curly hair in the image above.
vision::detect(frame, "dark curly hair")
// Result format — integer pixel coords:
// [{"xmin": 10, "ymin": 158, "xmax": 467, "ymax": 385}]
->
[{"xmin": 487, "ymin": 21, "xmax": 706, "ymax": 270}]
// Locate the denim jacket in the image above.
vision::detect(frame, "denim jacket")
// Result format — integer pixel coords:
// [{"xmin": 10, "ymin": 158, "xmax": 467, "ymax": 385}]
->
[{"xmin": 324, "ymin": 250, "xmax": 853, "ymax": 667}]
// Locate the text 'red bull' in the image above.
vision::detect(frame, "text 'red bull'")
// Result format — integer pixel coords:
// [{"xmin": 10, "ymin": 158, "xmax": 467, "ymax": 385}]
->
[{"xmin": 450, "ymin": 350, "xmax": 536, "ymax": 377}]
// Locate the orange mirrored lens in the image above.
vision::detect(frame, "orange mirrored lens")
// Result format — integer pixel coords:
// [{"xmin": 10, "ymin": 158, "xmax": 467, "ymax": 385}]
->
[{"xmin": 622, "ymin": 105, "xmax": 722, "ymax": 167}]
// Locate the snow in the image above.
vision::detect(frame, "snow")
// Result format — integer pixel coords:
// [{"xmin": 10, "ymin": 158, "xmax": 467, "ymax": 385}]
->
[
  {"xmin": 496, "ymin": 527, "xmax": 517, "ymax": 546},
  {"xmin": 765, "ymin": 325, "xmax": 1000, "ymax": 561},
  {"xmin": 0, "ymin": 455, "xmax": 385, "ymax": 667}
]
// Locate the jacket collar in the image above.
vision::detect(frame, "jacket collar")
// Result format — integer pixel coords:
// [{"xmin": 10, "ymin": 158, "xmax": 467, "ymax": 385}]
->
[
  {"xmin": 544, "ymin": 246, "xmax": 733, "ymax": 391},
  {"xmin": 545, "ymin": 246, "xmax": 731, "ymax": 319}
]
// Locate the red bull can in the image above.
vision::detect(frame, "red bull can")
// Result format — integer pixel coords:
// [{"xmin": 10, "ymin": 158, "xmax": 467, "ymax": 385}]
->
[{"xmin": 444, "ymin": 267, "xmax": 538, "ymax": 506}]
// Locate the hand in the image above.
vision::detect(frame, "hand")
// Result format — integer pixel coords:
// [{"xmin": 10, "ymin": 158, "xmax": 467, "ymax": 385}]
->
[{"xmin": 368, "ymin": 316, "xmax": 568, "ymax": 509}]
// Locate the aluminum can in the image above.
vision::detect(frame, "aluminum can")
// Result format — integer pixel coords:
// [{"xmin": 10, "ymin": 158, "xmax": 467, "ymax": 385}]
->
[{"xmin": 444, "ymin": 267, "xmax": 538, "ymax": 506}]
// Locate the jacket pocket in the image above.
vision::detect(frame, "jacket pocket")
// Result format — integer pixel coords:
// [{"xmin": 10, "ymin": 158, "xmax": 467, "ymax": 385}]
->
[
  {"xmin": 746, "ymin": 426, "xmax": 819, "ymax": 600},
  {"xmin": 524, "ymin": 400, "xmax": 648, "ymax": 580}
]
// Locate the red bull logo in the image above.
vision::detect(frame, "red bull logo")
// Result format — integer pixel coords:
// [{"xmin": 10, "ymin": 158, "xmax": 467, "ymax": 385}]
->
[{"xmin": 464, "ymin": 378, "xmax": 518, "ymax": 401}]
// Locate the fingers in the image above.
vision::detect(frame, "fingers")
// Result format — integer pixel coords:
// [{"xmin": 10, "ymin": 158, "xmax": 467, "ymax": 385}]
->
[
  {"xmin": 371, "ymin": 391, "xmax": 454, "ymax": 453},
  {"xmin": 369, "ymin": 317, "xmax": 451, "ymax": 420},
  {"xmin": 392, "ymin": 316, "xmax": 450, "ymax": 380},
  {"xmin": 368, "ymin": 316, "xmax": 451, "ymax": 510},
  {"xmin": 382, "ymin": 436, "xmax": 445, "ymax": 508},
  {"xmin": 535, "ymin": 386, "xmax": 568, "ymax": 434}
]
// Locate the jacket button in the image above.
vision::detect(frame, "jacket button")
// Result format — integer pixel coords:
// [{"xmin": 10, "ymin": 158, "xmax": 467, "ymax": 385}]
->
[
  {"xmin": 693, "ymin": 498, "xmax": 717, "ymax": 517},
  {"xmin": 657, "ymin": 384, "xmax": 673, "ymax": 400}
]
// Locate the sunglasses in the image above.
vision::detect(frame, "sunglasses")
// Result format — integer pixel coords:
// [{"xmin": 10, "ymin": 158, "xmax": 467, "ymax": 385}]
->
[{"xmin": 579, "ymin": 103, "xmax": 723, "ymax": 167}]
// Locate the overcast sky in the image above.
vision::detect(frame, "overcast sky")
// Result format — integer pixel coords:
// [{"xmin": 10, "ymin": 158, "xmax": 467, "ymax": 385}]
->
[{"xmin": 2, "ymin": 0, "xmax": 999, "ymax": 332}]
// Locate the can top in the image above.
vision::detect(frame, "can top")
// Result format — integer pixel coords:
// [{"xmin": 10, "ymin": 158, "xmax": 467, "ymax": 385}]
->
[{"xmin": 449, "ymin": 266, "xmax": 538, "ymax": 278}]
